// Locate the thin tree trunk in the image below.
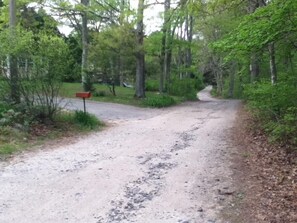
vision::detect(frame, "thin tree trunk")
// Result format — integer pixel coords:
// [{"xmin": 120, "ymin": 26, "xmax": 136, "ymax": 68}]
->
[
  {"xmin": 178, "ymin": 24, "xmax": 184, "ymax": 79},
  {"xmin": 268, "ymin": 42, "xmax": 277, "ymax": 85},
  {"xmin": 228, "ymin": 61, "xmax": 236, "ymax": 98},
  {"xmin": 81, "ymin": 0, "xmax": 90, "ymax": 91},
  {"xmin": 163, "ymin": 0, "xmax": 171, "ymax": 92},
  {"xmin": 9, "ymin": 0, "xmax": 20, "ymax": 103},
  {"xmin": 160, "ymin": 24, "xmax": 165, "ymax": 93},
  {"xmin": 135, "ymin": 0, "xmax": 145, "ymax": 98},
  {"xmin": 247, "ymin": 0, "xmax": 264, "ymax": 83},
  {"xmin": 185, "ymin": 14, "xmax": 193, "ymax": 77},
  {"xmin": 250, "ymin": 53, "xmax": 260, "ymax": 82},
  {"xmin": 160, "ymin": 0, "xmax": 170, "ymax": 93},
  {"xmin": 118, "ymin": 55, "xmax": 124, "ymax": 87}
]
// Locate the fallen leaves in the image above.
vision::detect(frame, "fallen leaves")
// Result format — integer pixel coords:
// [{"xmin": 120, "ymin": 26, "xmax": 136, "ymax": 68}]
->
[{"xmin": 230, "ymin": 105, "xmax": 297, "ymax": 223}]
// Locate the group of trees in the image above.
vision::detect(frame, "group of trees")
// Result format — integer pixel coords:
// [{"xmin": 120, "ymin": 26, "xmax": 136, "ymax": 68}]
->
[
  {"xmin": 199, "ymin": 0, "xmax": 297, "ymax": 144},
  {"xmin": 1, "ymin": 0, "xmax": 205, "ymax": 103}
]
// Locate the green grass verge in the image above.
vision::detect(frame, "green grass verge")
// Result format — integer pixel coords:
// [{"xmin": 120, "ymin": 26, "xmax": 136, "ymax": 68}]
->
[
  {"xmin": 60, "ymin": 82, "xmax": 185, "ymax": 107},
  {"xmin": 142, "ymin": 94, "xmax": 176, "ymax": 108},
  {"xmin": 0, "ymin": 111, "xmax": 103, "ymax": 159}
]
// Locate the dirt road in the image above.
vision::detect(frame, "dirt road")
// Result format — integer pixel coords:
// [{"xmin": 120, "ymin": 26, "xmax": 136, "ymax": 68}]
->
[{"xmin": 0, "ymin": 87, "xmax": 240, "ymax": 223}]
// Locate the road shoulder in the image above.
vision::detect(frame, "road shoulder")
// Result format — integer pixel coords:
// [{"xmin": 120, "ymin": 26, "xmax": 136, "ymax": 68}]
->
[{"xmin": 223, "ymin": 105, "xmax": 297, "ymax": 223}]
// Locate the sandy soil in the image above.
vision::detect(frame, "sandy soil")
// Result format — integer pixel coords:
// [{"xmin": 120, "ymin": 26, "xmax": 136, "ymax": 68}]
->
[{"xmin": 0, "ymin": 87, "xmax": 240, "ymax": 223}]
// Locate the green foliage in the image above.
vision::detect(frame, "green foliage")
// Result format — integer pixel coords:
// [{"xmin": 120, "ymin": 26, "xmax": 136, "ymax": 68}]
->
[
  {"xmin": 244, "ymin": 74, "xmax": 297, "ymax": 145},
  {"xmin": 0, "ymin": 144, "xmax": 16, "ymax": 155},
  {"xmin": 0, "ymin": 102, "xmax": 11, "ymax": 119},
  {"xmin": 0, "ymin": 109, "xmax": 22, "ymax": 126},
  {"xmin": 213, "ymin": 0, "xmax": 297, "ymax": 56},
  {"xmin": 0, "ymin": 26, "xmax": 34, "ymax": 56},
  {"xmin": 74, "ymin": 110, "xmax": 102, "ymax": 129},
  {"xmin": 142, "ymin": 94, "xmax": 176, "ymax": 108},
  {"xmin": 146, "ymin": 80, "xmax": 159, "ymax": 92},
  {"xmin": 169, "ymin": 78, "xmax": 201, "ymax": 100},
  {"xmin": 0, "ymin": 126, "xmax": 27, "ymax": 156},
  {"xmin": 89, "ymin": 24, "xmax": 136, "ymax": 85},
  {"xmin": 93, "ymin": 90, "xmax": 106, "ymax": 97},
  {"xmin": 63, "ymin": 34, "xmax": 82, "ymax": 82},
  {"xmin": 264, "ymin": 108, "xmax": 297, "ymax": 145}
]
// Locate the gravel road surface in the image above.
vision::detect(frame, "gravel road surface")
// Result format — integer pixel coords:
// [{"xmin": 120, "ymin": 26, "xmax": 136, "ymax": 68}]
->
[{"xmin": 0, "ymin": 87, "xmax": 240, "ymax": 223}]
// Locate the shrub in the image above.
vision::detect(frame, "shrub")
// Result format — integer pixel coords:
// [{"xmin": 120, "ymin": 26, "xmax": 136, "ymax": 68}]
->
[
  {"xmin": 142, "ymin": 95, "xmax": 175, "ymax": 108},
  {"xmin": 146, "ymin": 80, "xmax": 159, "ymax": 92},
  {"xmin": 0, "ymin": 109, "xmax": 22, "ymax": 126},
  {"xmin": 244, "ymin": 75, "xmax": 297, "ymax": 146},
  {"xmin": 169, "ymin": 78, "xmax": 198, "ymax": 100},
  {"xmin": 74, "ymin": 110, "xmax": 102, "ymax": 129},
  {"xmin": 0, "ymin": 102, "xmax": 11, "ymax": 119}
]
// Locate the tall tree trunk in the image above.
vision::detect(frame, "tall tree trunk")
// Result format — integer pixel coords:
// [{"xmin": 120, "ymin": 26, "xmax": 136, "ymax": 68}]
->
[
  {"xmin": 211, "ymin": 56, "xmax": 224, "ymax": 96},
  {"xmin": 228, "ymin": 61, "xmax": 236, "ymax": 98},
  {"xmin": 163, "ymin": 0, "xmax": 171, "ymax": 92},
  {"xmin": 248, "ymin": 0, "xmax": 264, "ymax": 83},
  {"xmin": 135, "ymin": 0, "xmax": 145, "ymax": 98},
  {"xmin": 185, "ymin": 14, "xmax": 193, "ymax": 77},
  {"xmin": 118, "ymin": 55, "xmax": 124, "ymax": 87},
  {"xmin": 160, "ymin": 0, "xmax": 171, "ymax": 93},
  {"xmin": 250, "ymin": 53, "xmax": 260, "ymax": 82},
  {"xmin": 160, "ymin": 27, "xmax": 165, "ymax": 93},
  {"xmin": 81, "ymin": 0, "xmax": 91, "ymax": 91},
  {"xmin": 268, "ymin": 42, "xmax": 277, "ymax": 85},
  {"xmin": 9, "ymin": 0, "xmax": 20, "ymax": 103},
  {"xmin": 178, "ymin": 24, "xmax": 184, "ymax": 79}
]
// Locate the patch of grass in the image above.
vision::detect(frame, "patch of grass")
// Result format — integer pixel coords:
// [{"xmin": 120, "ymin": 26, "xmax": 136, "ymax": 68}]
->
[
  {"xmin": 73, "ymin": 111, "xmax": 103, "ymax": 130},
  {"xmin": 0, "ymin": 144, "xmax": 18, "ymax": 155},
  {"xmin": 0, "ymin": 110, "xmax": 103, "ymax": 159},
  {"xmin": 142, "ymin": 94, "xmax": 176, "ymax": 108},
  {"xmin": 146, "ymin": 80, "xmax": 159, "ymax": 91},
  {"xmin": 0, "ymin": 126, "xmax": 28, "ymax": 156},
  {"xmin": 55, "ymin": 110, "xmax": 103, "ymax": 130}
]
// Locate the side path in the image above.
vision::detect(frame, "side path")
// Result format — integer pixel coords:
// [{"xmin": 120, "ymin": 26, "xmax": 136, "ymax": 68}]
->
[
  {"xmin": 65, "ymin": 98, "xmax": 164, "ymax": 122},
  {"xmin": 0, "ymin": 87, "xmax": 241, "ymax": 223}
]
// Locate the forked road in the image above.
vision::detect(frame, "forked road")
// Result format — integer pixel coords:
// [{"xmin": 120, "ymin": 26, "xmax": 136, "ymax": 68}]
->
[{"xmin": 0, "ymin": 87, "xmax": 240, "ymax": 223}]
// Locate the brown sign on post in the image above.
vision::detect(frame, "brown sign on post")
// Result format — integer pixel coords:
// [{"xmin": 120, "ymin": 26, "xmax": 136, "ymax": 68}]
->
[{"xmin": 75, "ymin": 92, "xmax": 91, "ymax": 113}]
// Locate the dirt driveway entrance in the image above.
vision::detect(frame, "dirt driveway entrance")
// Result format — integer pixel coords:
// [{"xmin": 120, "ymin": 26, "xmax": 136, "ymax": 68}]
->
[{"xmin": 0, "ymin": 87, "xmax": 240, "ymax": 223}]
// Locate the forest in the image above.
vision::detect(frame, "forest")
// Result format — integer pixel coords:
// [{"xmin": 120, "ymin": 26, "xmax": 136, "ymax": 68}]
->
[{"xmin": 0, "ymin": 1, "xmax": 296, "ymax": 149}]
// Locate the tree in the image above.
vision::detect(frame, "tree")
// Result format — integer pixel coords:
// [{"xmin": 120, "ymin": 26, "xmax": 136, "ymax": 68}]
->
[
  {"xmin": 8, "ymin": 0, "xmax": 20, "ymax": 103},
  {"xmin": 160, "ymin": 0, "xmax": 170, "ymax": 93},
  {"xmin": 80, "ymin": 0, "xmax": 93, "ymax": 91},
  {"xmin": 135, "ymin": 0, "xmax": 145, "ymax": 98}
]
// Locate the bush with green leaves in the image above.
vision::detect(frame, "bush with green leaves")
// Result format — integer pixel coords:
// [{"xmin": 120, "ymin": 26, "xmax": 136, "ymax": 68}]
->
[
  {"xmin": 146, "ymin": 80, "xmax": 159, "ymax": 92},
  {"xmin": 142, "ymin": 95, "xmax": 175, "ymax": 108},
  {"xmin": 74, "ymin": 111, "xmax": 102, "ymax": 129},
  {"xmin": 169, "ymin": 78, "xmax": 201, "ymax": 100},
  {"xmin": 0, "ymin": 109, "xmax": 22, "ymax": 126},
  {"xmin": 0, "ymin": 28, "xmax": 70, "ymax": 122},
  {"xmin": 244, "ymin": 74, "xmax": 297, "ymax": 145},
  {"xmin": 0, "ymin": 102, "xmax": 11, "ymax": 119}
]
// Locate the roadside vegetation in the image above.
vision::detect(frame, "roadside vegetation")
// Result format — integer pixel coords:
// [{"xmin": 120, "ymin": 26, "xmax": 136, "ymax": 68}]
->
[{"xmin": 0, "ymin": 107, "xmax": 103, "ymax": 158}]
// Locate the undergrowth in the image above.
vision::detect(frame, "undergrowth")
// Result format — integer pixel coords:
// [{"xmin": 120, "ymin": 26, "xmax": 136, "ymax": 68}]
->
[
  {"xmin": 0, "ymin": 108, "xmax": 103, "ymax": 158},
  {"xmin": 244, "ymin": 76, "xmax": 297, "ymax": 147},
  {"xmin": 142, "ymin": 94, "xmax": 176, "ymax": 108}
]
